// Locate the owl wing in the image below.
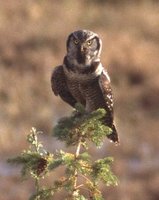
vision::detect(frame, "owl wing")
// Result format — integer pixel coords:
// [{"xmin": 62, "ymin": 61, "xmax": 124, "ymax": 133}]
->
[
  {"xmin": 51, "ymin": 65, "xmax": 77, "ymax": 107},
  {"xmin": 99, "ymin": 69, "xmax": 119, "ymax": 144}
]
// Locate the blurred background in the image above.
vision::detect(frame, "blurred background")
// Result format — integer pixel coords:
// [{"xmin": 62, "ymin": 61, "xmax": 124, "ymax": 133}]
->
[{"xmin": 0, "ymin": 0, "xmax": 159, "ymax": 199}]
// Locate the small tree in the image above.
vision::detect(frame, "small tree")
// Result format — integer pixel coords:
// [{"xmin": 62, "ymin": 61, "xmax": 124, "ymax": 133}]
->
[{"xmin": 8, "ymin": 104, "xmax": 118, "ymax": 200}]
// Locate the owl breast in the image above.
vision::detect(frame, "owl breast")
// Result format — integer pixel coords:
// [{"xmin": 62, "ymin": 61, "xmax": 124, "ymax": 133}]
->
[
  {"xmin": 66, "ymin": 79, "xmax": 86, "ymax": 106},
  {"xmin": 66, "ymin": 77, "xmax": 106, "ymax": 112}
]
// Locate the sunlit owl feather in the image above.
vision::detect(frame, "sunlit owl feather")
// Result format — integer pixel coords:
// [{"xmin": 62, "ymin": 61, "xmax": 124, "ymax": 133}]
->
[{"xmin": 51, "ymin": 30, "xmax": 119, "ymax": 144}]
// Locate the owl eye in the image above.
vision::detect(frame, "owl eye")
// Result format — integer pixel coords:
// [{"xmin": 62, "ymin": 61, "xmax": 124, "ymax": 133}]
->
[
  {"xmin": 73, "ymin": 39, "xmax": 79, "ymax": 45},
  {"xmin": 87, "ymin": 40, "xmax": 92, "ymax": 45}
]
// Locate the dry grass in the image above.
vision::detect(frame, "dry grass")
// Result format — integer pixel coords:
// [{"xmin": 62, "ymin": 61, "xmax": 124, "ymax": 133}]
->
[{"xmin": 1, "ymin": 1, "xmax": 159, "ymax": 199}]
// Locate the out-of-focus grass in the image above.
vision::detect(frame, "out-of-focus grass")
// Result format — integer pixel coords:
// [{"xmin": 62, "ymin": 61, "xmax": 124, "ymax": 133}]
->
[{"xmin": 0, "ymin": 1, "xmax": 159, "ymax": 199}]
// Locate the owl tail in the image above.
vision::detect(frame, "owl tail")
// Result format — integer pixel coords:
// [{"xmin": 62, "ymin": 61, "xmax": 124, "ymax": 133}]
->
[{"xmin": 107, "ymin": 124, "xmax": 120, "ymax": 145}]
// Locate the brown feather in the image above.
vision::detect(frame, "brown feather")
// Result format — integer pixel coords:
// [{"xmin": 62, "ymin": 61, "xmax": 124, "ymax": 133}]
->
[
  {"xmin": 99, "ymin": 70, "xmax": 119, "ymax": 144},
  {"xmin": 51, "ymin": 65, "xmax": 77, "ymax": 107}
]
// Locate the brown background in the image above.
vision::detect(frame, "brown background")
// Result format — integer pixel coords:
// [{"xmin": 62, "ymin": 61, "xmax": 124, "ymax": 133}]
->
[{"xmin": 0, "ymin": 1, "xmax": 159, "ymax": 199}]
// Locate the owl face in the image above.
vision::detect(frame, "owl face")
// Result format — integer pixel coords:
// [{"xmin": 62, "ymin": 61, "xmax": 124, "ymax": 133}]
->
[{"xmin": 66, "ymin": 30, "xmax": 102, "ymax": 65}]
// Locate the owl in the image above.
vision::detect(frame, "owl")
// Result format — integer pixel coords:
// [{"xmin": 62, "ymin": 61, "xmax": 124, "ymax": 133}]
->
[{"xmin": 51, "ymin": 30, "xmax": 119, "ymax": 144}]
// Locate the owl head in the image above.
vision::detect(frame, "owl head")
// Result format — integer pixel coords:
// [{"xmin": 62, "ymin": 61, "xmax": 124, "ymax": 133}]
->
[{"xmin": 66, "ymin": 30, "xmax": 102, "ymax": 66}]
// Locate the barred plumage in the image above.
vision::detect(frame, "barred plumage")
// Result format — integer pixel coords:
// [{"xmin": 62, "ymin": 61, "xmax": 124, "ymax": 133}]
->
[{"xmin": 51, "ymin": 30, "xmax": 119, "ymax": 144}]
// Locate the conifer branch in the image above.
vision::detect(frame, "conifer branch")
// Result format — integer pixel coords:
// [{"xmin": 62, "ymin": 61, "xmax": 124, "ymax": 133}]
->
[{"xmin": 8, "ymin": 104, "xmax": 118, "ymax": 200}]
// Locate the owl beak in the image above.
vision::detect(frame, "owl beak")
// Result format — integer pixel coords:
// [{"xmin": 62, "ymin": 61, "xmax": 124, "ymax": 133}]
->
[{"xmin": 80, "ymin": 45, "xmax": 87, "ymax": 53}]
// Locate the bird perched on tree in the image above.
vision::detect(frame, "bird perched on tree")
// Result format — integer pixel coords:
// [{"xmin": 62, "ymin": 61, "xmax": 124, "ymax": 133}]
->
[{"xmin": 51, "ymin": 30, "xmax": 119, "ymax": 144}]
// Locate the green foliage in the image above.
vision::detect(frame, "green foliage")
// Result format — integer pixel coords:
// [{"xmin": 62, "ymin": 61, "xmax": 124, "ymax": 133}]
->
[
  {"xmin": 8, "ymin": 128, "xmax": 53, "ymax": 180},
  {"xmin": 8, "ymin": 105, "xmax": 118, "ymax": 200},
  {"xmin": 91, "ymin": 158, "xmax": 118, "ymax": 187},
  {"xmin": 53, "ymin": 103, "xmax": 112, "ymax": 147}
]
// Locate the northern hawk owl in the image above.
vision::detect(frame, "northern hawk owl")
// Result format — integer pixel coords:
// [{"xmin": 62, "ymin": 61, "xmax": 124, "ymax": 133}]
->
[{"xmin": 51, "ymin": 30, "xmax": 119, "ymax": 144}]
